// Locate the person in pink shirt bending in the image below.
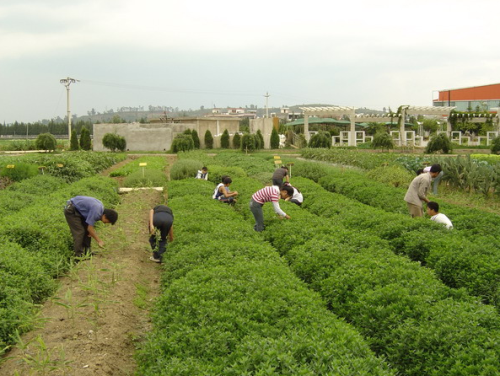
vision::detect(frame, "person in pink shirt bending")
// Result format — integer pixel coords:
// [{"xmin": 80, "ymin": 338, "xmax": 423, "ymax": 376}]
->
[{"xmin": 249, "ymin": 185, "xmax": 293, "ymax": 232}]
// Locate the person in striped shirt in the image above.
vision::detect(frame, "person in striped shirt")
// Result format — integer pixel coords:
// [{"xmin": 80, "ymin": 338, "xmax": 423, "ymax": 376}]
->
[{"xmin": 249, "ymin": 185, "xmax": 293, "ymax": 232}]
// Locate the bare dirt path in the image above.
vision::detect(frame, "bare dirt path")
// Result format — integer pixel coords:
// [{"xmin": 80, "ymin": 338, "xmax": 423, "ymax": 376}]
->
[{"xmin": 0, "ymin": 154, "xmax": 177, "ymax": 376}]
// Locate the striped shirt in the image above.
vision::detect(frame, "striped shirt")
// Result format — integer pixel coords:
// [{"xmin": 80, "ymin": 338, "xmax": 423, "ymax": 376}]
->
[{"xmin": 252, "ymin": 186, "xmax": 287, "ymax": 217}]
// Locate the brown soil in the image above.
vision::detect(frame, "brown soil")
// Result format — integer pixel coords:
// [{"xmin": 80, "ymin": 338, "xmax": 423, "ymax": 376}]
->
[{"xmin": 0, "ymin": 154, "xmax": 177, "ymax": 376}]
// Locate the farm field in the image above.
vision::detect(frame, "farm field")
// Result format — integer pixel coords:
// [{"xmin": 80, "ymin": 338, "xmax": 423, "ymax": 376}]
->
[{"xmin": 1, "ymin": 149, "xmax": 500, "ymax": 375}]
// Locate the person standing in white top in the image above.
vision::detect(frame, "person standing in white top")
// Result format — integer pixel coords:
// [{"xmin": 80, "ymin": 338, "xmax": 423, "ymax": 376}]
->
[{"xmin": 427, "ymin": 201, "xmax": 453, "ymax": 229}]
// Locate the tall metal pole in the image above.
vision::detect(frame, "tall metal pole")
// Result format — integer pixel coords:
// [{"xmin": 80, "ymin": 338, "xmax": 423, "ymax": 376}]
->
[
  {"xmin": 60, "ymin": 77, "xmax": 79, "ymax": 139},
  {"xmin": 264, "ymin": 92, "xmax": 270, "ymax": 118}
]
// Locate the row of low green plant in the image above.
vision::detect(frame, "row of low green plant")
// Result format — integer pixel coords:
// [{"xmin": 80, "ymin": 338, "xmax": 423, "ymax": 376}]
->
[
  {"xmin": 215, "ymin": 174, "xmax": 500, "ymax": 376},
  {"xmin": 0, "ymin": 175, "xmax": 120, "ymax": 354},
  {"xmin": 290, "ymin": 176, "xmax": 500, "ymax": 308},
  {"xmin": 109, "ymin": 156, "xmax": 167, "ymax": 177},
  {"xmin": 302, "ymin": 148, "xmax": 500, "ymax": 197},
  {"xmin": 291, "ymin": 159, "xmax": 500, "ymax": 239},
  {"xmin": 0, "ymin": 152, "xmax": 126, "ymax": 183},
  {"xmin": 136, "ymin": 179, "xmax": 393, "ymax": 375}
]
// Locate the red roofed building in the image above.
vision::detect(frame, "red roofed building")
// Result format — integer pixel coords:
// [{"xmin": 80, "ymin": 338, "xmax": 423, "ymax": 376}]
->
[{"xmin": 433, "ymin": 83, "xmax": 500, "ymax": 112}]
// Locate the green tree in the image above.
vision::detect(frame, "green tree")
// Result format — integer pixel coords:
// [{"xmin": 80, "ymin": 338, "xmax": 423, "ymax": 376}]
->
[
  {"xmin": 221, "ymin": 129, "xmax": 230, "ymax": 148},
  {"xmin": 239, "ymin": 118, "xmax": 249, "ymax": 133},
  {"xmin": 270, "ymin": 127, "xmax": 280, "ymax": 149},
  {"xmin": 308, "ymin": 131, "xmax": 332, "ymax": 148},
  {"xmin": 422, "ymin": 118, "xmax": 439, "ymax": 134},
  {"xmin": 241, "ymin": 133, "xmax": 257, "ymax": 152},
  {"xmin": 425, "ymin": 133, "xmax": 452, "ymax": 154},
  {"xmin": 233, "ymin": 133, "xmax": 241, "ymax": 149},
  {"xmin": 191, "ymin": 130, "xmax": 200, "ymax": 149},
  {"xmin": 80, "ymin": 127, "xmax": 92, "ymax": 150},
  {"xmin": 371, "ymin": 132, "xmax": 394, "ymax": 152},
  {"xmin": 35, "ymin": 133, "xmax": 57, "ymax": 151},
  {"xmin": 491, "ymin": 136, "xmax": 500, "ymax": 154},
  {"xmin": 102, "ymin": 133, "xmax": 127, "ymax": 152},
  {"xmin": 69, "ymin": 129, "xmax": 79, "ymax": 151},
  {"xmin": 256, "ymin": 129, "xmax": 265, "ymax": 149},
  {"xmin": 204, "ymin": 130, "xmax": 214, "ymax": 149},
  {"xmin": 171, "ymin": 133, "xmax": 195, "ymax": 153}
]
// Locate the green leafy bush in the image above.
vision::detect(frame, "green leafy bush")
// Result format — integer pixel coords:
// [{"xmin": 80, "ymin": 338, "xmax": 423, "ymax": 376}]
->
[
  {"xmin": 425, "ymin": 133, "xmax": 452, "ymax": 154},
  {"xmin": 123, "ymin": 169, "xmax": 168, "ymax": 187},
  {"xmin": 35, "ymin": 133, "xmax": 57, "ymax": 151},
  {"xmin": 102, "ymin": 133, "xmax": 127, "ymax": 152},
  {"xmin": 371, "ymin": 132, "xmax": 394, "ymax": 151},
  {"xmin": 366, "ymin": 165, "xmax": 413, "ymax": 188},
  {"xmin": 0, "ymin": 163, "xmax": 38, "ymax": 182},
  {"xmin": 204, "ymin": 130, "xmax": 213, "ymax": 149},
  {"xmin": 232, "ymin": 133, "xmax": 241, "ymax": 149},
  {"xmin": 170, "ymin": 159, "xmax": 204, "ymax": 180},
  {"xmin": 220, "ymin": 129, "xmax": 230, "ymax": 148},
  {"xmin": 171, "ymin": 133, "xmax": 194, "ymax": 153},
  {"xmin": 270, "ymin": 127, "xmax": 280, "ymax": 149},
  {"xmin": 490, "ymin": 136, "xmax": 500, "ymax": 154},
  {"xmin": 308, "ymin": 131, "xmax": 331, "ymax": 148}
]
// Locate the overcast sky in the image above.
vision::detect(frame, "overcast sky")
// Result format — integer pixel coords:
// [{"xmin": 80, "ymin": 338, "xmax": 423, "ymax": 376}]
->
[{"xmin": 1, "ymin": 0, "xmax": 499, "ymax": 123}]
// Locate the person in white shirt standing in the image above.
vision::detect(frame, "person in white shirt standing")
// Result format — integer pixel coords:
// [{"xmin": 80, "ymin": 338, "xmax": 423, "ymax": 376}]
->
[
  {"xmin": 249, "ymin": 185, "xmax": 293, "ymax": 232},
  {"xmin": 427, "ymin": 201, "xmax": 453, "ymax": 229}
]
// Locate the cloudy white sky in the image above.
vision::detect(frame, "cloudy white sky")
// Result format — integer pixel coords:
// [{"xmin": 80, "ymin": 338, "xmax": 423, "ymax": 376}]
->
[{"xmin": 1, "ymin": 0, "xmax": 499, "ymax": 123}]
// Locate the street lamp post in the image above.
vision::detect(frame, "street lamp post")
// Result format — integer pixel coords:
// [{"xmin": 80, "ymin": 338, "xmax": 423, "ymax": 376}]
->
[{"xmin": 60, "ymin": 77, "xmax": 79, "ymax": 140}]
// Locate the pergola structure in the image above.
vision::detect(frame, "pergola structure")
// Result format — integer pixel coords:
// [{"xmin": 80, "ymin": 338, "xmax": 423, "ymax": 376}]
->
[{"xmin": 300, "ymin": 105, "xmax": 456, "ymax": 146}]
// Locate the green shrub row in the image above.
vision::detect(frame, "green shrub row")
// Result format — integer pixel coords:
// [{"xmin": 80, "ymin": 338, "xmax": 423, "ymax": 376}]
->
[
  {"xmin": 293, "ymin": 159, "xmax": 500, "ymax": 242},
  {"xmin": 230, "ymin": 178, "xmax": 500, "ymax": 376},
  {"xmin": 0, "ymin": 175, "xmax": 67, "ymax": 217},
  {"xmin": 0, "ymin": 151, "xmax": 126, "ymax": 182},
  {"xmin": 136, "ymin": 180, "xmax": 393, "ymax": 376},
  {"xmin": 291, "ymin": 176, "xmax": 500, "ymax": 307},
  {"xmin": 198, "ymin": 153, "xmax": 500, "ymax": 375},
  {"xmin": 0, "ymin": 175, "xmax": 120, "ymax": 352}
]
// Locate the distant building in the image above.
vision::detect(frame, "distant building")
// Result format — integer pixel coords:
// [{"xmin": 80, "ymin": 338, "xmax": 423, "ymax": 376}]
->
[
  {"xmin": 93, "ymin": 117, "xmax": 240, "ymax": 151},
  {"xmin": 433, "ymin": 83, "xmax": 500, "ymax": 112}
]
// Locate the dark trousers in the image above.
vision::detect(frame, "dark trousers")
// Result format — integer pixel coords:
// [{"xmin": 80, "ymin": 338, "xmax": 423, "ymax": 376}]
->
[
  {"xmin": 149, "ymin": 212, "xmax": 173, "ymax": 261},
  {"xmin": 249, "ymin": 199, "xmax": 265, "ymax": 232},
  {"xmin": 64, "ymin": 203, "xmax": 91, "ymax": 257},
  {"xmin": 272, "ymin": 179, "xmax": 283, "ymax": 188}
]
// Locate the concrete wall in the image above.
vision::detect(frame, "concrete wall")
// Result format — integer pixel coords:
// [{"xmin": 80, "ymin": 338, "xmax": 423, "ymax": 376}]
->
[
  {"xmin": 93, "ymin": 122, "xmax": 191, "ymax": 151},
  {"xmin": 173, "ymin": 117, "xmax": 240, "ymax": 148},
  {"xmin": 93, "ymin": 117, "xmax": 241, "ymax": 151},
  {"xmin": 250, "ymin": 118, "xmax": 275, "ymax": 149}
]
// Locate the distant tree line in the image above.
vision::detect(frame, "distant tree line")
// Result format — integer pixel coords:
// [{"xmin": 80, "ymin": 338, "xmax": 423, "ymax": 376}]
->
[{"xmin": 0, "ymin": 120, "xmax": 94, "ymax": 136}]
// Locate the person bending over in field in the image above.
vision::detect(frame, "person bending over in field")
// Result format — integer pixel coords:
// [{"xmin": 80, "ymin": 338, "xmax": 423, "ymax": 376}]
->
[
  {"xmin": 404, "ymin": 164, "xmax": 442, "ymax": 218},
  {"xmin": 148, "ymin": 203, "xmax": 174, "ymax": 263},
  {"xmin": 64, "ymin": 196, "xmax": 118, "ymax": 258},
  {"xmin": 283, "ymin": 182, "xmax": 303, "ymax": 206},
  {"xmin": 427, "ymin": 201, "xmax": 453, "ymax": 229},
  {"xmin": 272, "ymin": 166, "xmax": 289, "ymax": 187},
  {"xmin": 214, "ymin": 176, "xmax": 238, "ymax": 205},
  {"xmin": 249, "ymin": 185, "xmax": 293, "ymax": 232}
]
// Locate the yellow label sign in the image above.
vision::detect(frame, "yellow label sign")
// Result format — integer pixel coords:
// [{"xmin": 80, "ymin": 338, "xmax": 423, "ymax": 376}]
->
[
  {"xmin": 139, "ymin": 163, "xmax": 147, "ymax": 167},
  {"xmin": 57, "ymin": 164, "xmax": 64, "ymax": 168},
  {"xmin": 6, "ymin": 165, "xmax": 15, "ymax": 168}
]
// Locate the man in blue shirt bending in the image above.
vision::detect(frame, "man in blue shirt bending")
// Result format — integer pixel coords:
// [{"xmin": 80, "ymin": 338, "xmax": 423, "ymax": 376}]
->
[{"xmin": 64, "ymin": 196, "xmax": 118, "ymax": 258}]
